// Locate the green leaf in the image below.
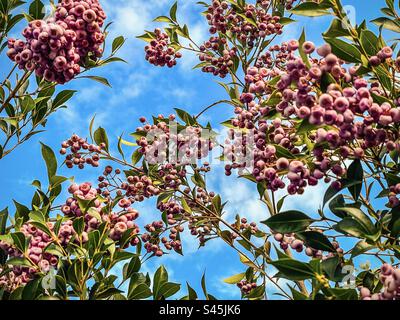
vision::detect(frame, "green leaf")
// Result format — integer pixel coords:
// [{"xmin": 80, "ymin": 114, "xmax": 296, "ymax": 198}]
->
[
  {"xmin": 52, "ymin": 90, "xmax": 76, "ymax": 109},
  {"xmin": 40, "ymin": 143, "xmax": 57, "ymax": 181},
  {"xmin": 131, "ymin": 149, "xmax": 143, "ymax": 166},
  {"xmin": 87, "ymin": 207, "xmax": 102, "ymax": 222},
  {"xmin": 186, "ymin": 282, "xmax": 198, "ymax": 300},
  {"xmin": 328, "ymin": 194, "xmax": 347, "ymax": 218},
  {"xmin": 329, "ymin": 288, "xmax": 358, "ymax": 300},
  {"xmin": 333, "ymin": 218, "xmax": 369, "ymax": 238},
  {"xmin": 170, "ymin": 1, "xmax": 178, "ymax": 21},
  {"xmin": 14, "ymin": 200, "xmax": 30, "ymax": 222},
  {"xmin": 153, "ymin": 16, "xmax": 173, "ymax": 23},
  {"xmin": 153, "ymin": 265, "xmax": 168, "ymax": 299},
  {"xmin": 321, "ymin": 256, "xmax": 343, "ymax": 281},
  {"xmin": 290, "ymin": 2, "xmax": 331, "ymax": 16},
  {"xmin": 44, "ymin": 243, "xmax": 64, "ymax": 257},
  {"xmin": 297, "ymin": 119, "xmax": 317, "ymax": 134},
  {"xmin": 374, "ymin": 65, "xmax": 392, "ymax": 91},
  {"xmin": 21, "ymin": 96, "xmax": 35, "ymax": 113},
  {"xmin": 239, "ymin": 254, "xmax": 258, "ymax": 269},
  {"xmin": 289, "ymin": 286, "xmax": 308, "ymax": 300},
  {"xmin": 351, "ymin": 240, "xmax": 375, "ymax": 258},
  {"xmin": 372, "ymin": 17, "xmax": 400, "ymax": 33},
  {"xmin": 73, "ymin": 217, "xmax": 85, "ymax": 236},
  {"xmin": 125, "ymin": 255, "xmax": 141, "ymax": 280},
  {"xmin": 112, "ymin": 36, "xmax": 125, "ymax": 53},
  {"xmin": 360, "ymin": 30, "xmax": 380, "ymax": 55},
  {"xmin": 11, "ymin": 232, "xmax": 27, "ymax": 253},
  {"xmin": 271, "ymin": 259, "xmax": 315, "ymax": 281},
  {"xmin": 323, "ymin": 19, "xmax": 351, "ymax": 37},
  {"xmin": 136, "ymin": 33, "xmax": 155, "ymax": 42},
  {"xmin": 50, "ymin": 175, "xmax": 68, "ymax": 189},
  {"xmin": 158, "ymin": 282, "xmax": 181, "ymax": 299},
  {"xmin": 324, "ymin": 38, "xmax": 362, "ymax": 63},
  {"xmin": 298, "ymin": 28, "xmax": 311, "ymax": 68},
  {"xmin": 0, "ymin": 208, "xmax": 8, "ymax": 235},
  {"xmin": 279, "ymin": 17, "xmax": 296, "ymax": 25},
  {"xmin": 201, "ymin": 272, "xmax": 211, "ymax": 300},
  {"xmin": 93, "ymin": 127, "xmax": 109, "ymax": 151},
  {"xmin": 261, "ymin": 210, "xmax": 315, "ymax": 233},
  {"xmin": 22, "ymin": 278, "xmax": 41, "ymax": 300},
  {"xmin": 128, "ymin": 283, "xmax": 152, "ymax": 300},
  {"xmin": 99, "ymin": 56, "xmax": 127, "ymax": 65},
  {"xmin": 181, "ymin": 197, "xmax": 192, "ymax": 214},
  {"xmin": 174, "ymin": 108, "xmax": 195, "ymax": 125},
  {"xmin": 346, "ymin": 159, "xmax": 363, "ymax": 201},
  {"xmin": 29, "ymin": 0, "xmax": 44, "ymax": 19},
  {"xmin": 323, "ymin": 179, "xmax": 361, "ymax": 208},
  {"xmin": 29, "ymin": 221, "xmax": 52, "ymax": 237},
  {"xmin": 274, "ymin": 144, "xmax": 295, "ymax": 159},
  {"xmin": 223, "ymin": 273, "xmax": 245, "ymax": 284},
  {"xmin": 246, "ymin": 284, "xmax": 265, "ymax": 300},
  {"xmin": 336, "ymin": 207, "xmax": 376, "ymax": 234},
  {"xmin": 191, "ymin": 171, "xmax": 206, "ymax": 189},
  {"xmin": 7, "ymin": 257, "xmax": 33, "ymax": 268},
  {"xmin": 297, "ymin": 231, "xmax": 335, "ymax": 252},
  {"xmin": 80, "ymin": 76, "xmax": 111, "ymax": 87},
  {"xmin": 0, "ymin": 0, "xmax": 9, "ymax": 14}
]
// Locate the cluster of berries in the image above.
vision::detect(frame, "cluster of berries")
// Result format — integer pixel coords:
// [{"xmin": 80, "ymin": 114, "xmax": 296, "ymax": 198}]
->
[
  {"xmin": 198, "ymin": 37, "xmax": 237, "ymax": 78},
  {"xmin": 0, "ymin": 181, "xmax": 140, "ymax": 291},
  {"xmin": 360, "ymin": 264, "xmax": 400, "ymax": 300},
  {"xmin": 205, "ymin": 1, "xmax": 283, "ymax": 47},
  {"xmin": 237, "ymin": 280, "xmax": 258, "ymax": 295},
  {"xmin": 60, "ymin": 134, "xmax": 105, "ymax": 169},
  {"xmin": 225, "ymin": 40, "xmax": 400, "ymax": 201},
  {"xmin": 0, "ymin": 222, "xmax": 57, "ymax": 291},
  {"xmin": 7, "ymin": 0, "xmax": 106, "ymax": 84},
  {"xmin": 145, "ymin": 28, "xmax": 182, "ymax": 67},
  {"xmin": 135, "ymin": 115, "xmax": 214, "ymax": 165}
]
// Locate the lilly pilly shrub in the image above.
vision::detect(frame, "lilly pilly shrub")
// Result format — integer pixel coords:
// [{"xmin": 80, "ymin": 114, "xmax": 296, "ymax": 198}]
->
[
  {"xmin": 0, "ymin": 0, "xmax": 125, "ymax": 159},
  {"xmin": 3, "ymin": 0, "xmax": 400, "ymax": 301}
]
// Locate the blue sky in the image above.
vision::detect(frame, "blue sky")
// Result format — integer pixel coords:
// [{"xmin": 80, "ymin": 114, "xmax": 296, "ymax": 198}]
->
[{"xmin": 0, "ymin": 0, "xmax": 390, "ymax": 299}]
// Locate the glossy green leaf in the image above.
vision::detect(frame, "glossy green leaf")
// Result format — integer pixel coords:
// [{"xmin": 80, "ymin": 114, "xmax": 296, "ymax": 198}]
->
[
  {"xmin": 324, "ymin": 38, "xmax": 362, "ymax": 63},
  {"xmin": 261, "ymin": 210, "xmax": 315, "ymax": 233}
]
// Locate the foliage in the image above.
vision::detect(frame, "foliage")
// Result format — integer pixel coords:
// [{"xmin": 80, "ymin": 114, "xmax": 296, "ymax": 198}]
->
[{"xmin": 2, "ymin": 0, "xmax": 400, "ymax": 301}]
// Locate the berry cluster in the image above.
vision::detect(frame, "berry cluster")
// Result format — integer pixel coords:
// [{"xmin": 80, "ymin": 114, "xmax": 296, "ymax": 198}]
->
[
  {"xmin": 62, "ymin": 182, "xmax": 140, "ymax": 244},
  {"xmin": 237, "ymin": 280, "xmax": 258, "ymax": 295},
  {"xmin": 253, "ymin": 42, "xmax": 294, "ymax": 76},
  {"xmin": 198, "ymin": 37, "xmax": 237, "ymax": 78},
  {"xmin": 7, "ymin": 0, "xmax": 106, "ymax": 84},
  {"xmin": 141, "ymin": 217, "xmax": 184, "ymax": 257},
  {"xmin": 145, "ymin": 28, "xmax": 182, "ymax": 67},
  {"xmin": 231, "ymin": 217, "xmax": 259, "ymax": 237},
  {"xmin": 135, "ymin": 116, "xmax": 214, "ymax": 165},
  {"xmin": 0, "ymin": 181, "xmax": 141, "ymax": 292},
  {"xmin": 368, "ymin": 46, "xmax": 395, "ymax": 67},
  {"xmin": 197, "ymin": 0, "xmax": 285, "ymax": 78},
  {"xmin": 225, "ymin": 40, "xmax": 400, "ymax": 200},
  {"xmin": 0, "ymin": 222, "xmax": 57, "ymax": 290},
  {"xmin": 95, "ymin": 164, "xmax": 184, "ymax": 204},
  {"xmin": 60, "ymin": 134, "xmax": 105, "ymax": 169},
  {"xmin": 360, "ymin": 264, "xmax": 400, "ymax": 300},
  {"xmin": 205, "ymin": 1, "xmax": 283, "ymax": 46}
]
